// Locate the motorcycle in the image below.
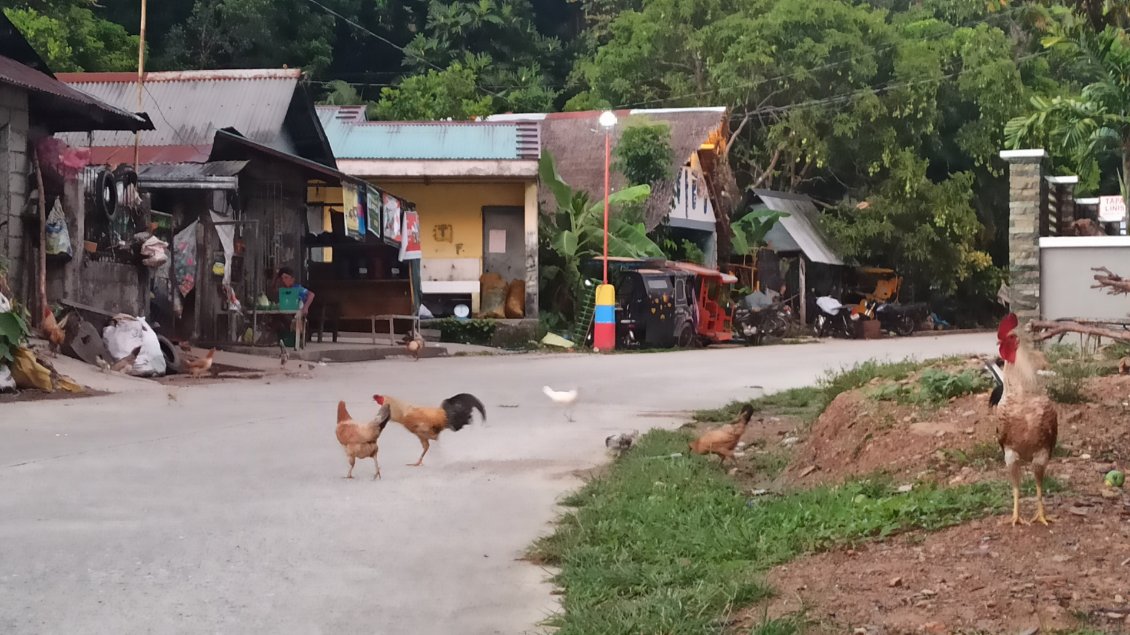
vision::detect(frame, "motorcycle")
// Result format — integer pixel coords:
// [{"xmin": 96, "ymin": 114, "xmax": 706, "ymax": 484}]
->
[
  {"xmin": 862, "ymin": 300, "xmax": 929, "ymax": 337},
  {"xmin": 813, "ymin": 296, "xmax": 858, "ymax": 339},
  {"xmin": 734, "ymin": 301, "xmax": 793, "ymax": 345}
]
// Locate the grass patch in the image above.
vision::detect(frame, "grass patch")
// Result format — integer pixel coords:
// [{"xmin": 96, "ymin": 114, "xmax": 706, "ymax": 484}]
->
[
  {"xmin": 532, "ymin": 430, "xmax": 1005, "ymax": 634},
  {"xmin": 696, "ymin": 358, "xmax": 967, "ymax": 424}
]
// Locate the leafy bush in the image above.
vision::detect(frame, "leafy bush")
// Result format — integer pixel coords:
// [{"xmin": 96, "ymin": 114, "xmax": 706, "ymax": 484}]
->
[
  {"xmin": 0, "ymin": 302, "xmax": 30, "ymax": 364},
  {"xmin": 432, "ymin": 318, "xmax": 497, "ymax": 346},
  {"xmin": 614, "ymin": 122, "xmax": 673, "ymax": 186},
  {"xmin": 917, "ymin": 369, "xmax": 990, "ymax": 403},
  {"xmin": 1047, "ymin": 362, "xmax": 1091, "ymax": 404}
]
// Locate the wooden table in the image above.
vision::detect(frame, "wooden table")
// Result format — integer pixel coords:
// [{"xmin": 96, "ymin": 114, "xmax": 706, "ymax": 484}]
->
[
  {"xmin": 369, "ymin": 314, "xmax": 419, "ymax": 345},
  {"xmin": 252, "ymin": 309, "xmax": 306, "ymax": 351}
]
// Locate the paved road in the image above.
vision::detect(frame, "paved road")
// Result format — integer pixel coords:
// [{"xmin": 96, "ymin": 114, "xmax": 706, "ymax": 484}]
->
[{"xmin": 0, "ymin": 334, "xmax": 990, "ymax": 634}]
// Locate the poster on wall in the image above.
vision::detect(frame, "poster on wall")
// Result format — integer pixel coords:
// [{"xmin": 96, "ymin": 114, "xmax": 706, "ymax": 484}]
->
[
  {"xmin": 366, "ymin": 187, "xmax": 382, "ymax": 238},
  {"xmin": 342, "ymin": 184, "xmax": 362, "ymax": 238},
  {"xmin": 382, "ymin": 193, "xmax": 402, "ymax": 246},
  {"xmin": 399, "ymin": 208, "xmax": 422, "ymax": 261}
]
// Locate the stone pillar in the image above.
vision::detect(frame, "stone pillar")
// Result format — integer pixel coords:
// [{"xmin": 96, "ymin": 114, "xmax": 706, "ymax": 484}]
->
[
  {"xmin": 1046, "ymin": 175, "xmax": 1078, "ymax": 236},
  {"xmin": 999, "ymin": 149, "xmax": 1046, "ymax": 321},
  {"xmin": 522, "ymin": 181, "xmax": 539, "ymax": 318}
]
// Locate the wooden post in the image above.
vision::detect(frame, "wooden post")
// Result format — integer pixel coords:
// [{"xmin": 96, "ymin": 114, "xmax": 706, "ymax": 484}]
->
[
  {"xmin": 798, "ymin": 256, "xmax": 807, "ymax": 326},
  {"xmin": 133, "ymin": 0, "xmax": 147, "ymax": 170},
  {"xmin": 33, "ymin": 149, "xmax": 47, "ymax": 324}
]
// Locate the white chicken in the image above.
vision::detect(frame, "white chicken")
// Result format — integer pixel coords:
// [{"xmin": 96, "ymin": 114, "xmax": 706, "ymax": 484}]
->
[{"xmin": 543, "ymin": 385, "xmax": 579, "ymax": 422}]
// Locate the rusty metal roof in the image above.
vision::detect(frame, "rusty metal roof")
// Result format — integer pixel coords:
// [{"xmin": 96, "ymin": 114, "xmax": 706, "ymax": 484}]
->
[
  {"xmin": 57, "ymin": 69, "xmax": 300, "ymax": 147},
  {"xmin": 54, "ymin": 69, "xmax": 334, "ymax": 164},
  {"xmin": 753, "ymin": 189, "xmax": 844, "ymax": 265},
  {"xmin": 138, "ymin": 161, "xmax": 249, "ymax": 181},
  {"xmin": 0, "ymin": 56, "xmax": 151, "ymax": 133}
]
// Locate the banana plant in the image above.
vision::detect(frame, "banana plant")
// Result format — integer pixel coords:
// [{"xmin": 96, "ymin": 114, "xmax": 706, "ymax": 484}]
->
[{"xmin": 539, "ymin": 152, "xmax": 664, "ymax": 321}]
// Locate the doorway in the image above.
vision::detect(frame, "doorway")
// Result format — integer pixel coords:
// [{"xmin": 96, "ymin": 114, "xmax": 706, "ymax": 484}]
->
[{"xmin": 481, "ymin": 206, "xmax": 524, "ymax": 282}]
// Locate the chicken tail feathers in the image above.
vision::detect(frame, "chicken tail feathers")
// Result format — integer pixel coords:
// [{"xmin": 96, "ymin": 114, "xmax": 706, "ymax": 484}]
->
[
  {"xmin": 337, "ymin": 401, "xmax": 352, "ymax": 424},
  {"xmin": 441, "ymin": 393, "xmax": 486, "ymax": 431},
  {"xmin": 738, "ymin": 404, "xmax": 755, "ymax": 423}
]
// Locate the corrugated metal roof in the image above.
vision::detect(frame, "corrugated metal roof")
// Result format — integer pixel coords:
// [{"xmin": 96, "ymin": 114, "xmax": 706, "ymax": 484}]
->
[
  {"xmin": 137, "ymin": 161, "xmax": 248, "ymax": 181},
  {"xmin": 56, "ymin": 69, "xmax": 302, "ymax": 150},
  {"xmin": 753, "ymin": 189, "xmax": 844, "ymax": 265},
  {"xmin": 0, "ymin": 56, "xmax": 151, "ymax": 132},
  {"xmin": 317, "ymin": 106, "xmax": 540, "ymax": 160}
]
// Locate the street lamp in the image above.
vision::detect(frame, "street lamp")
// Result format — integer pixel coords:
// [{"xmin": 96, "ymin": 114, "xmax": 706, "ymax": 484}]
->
[{"xmin": 593, "ymin": 110, "xmax": 618, "ymax": 353}]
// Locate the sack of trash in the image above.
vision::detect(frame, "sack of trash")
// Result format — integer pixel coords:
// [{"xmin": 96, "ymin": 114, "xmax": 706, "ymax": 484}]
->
[{"xmin": 103, "ymin": 314, "xmax": 166, "ymax": 376}]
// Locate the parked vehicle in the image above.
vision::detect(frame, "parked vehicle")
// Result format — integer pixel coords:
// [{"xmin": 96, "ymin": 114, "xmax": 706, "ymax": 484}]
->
[
  {"xmin": 861, "ymin": 300, "xmax": 929, "ymax": 337},
  {"xmin": 734, "ymin": 290, "xmax": 793, "ymax": 344},
  {"xmin": 813, "ymin": 296, "xmax": 858, "ymax": 339},
  {"xmin": 666, "ymin": 262, "xmax": 737, "ymax": 346}
]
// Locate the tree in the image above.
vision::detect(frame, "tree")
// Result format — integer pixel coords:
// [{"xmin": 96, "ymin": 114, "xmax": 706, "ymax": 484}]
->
[
  {"xmin": 161, "ymin": 0, "xmax": 338, "ymax": 74},
  {"xmin": 5, "ymin": 2, "xmax": 138, "ymax": 72},
  {"xmin": 371, "ymin": 62, "xmax": 493, "ymax": 121},
  {"xmin": 1006, "ymin": 25, "xmax": 1130, "ymax": 209},
  {"xmin": 615, "ymin": 123, "xmax": 673, "ymax": 186}
]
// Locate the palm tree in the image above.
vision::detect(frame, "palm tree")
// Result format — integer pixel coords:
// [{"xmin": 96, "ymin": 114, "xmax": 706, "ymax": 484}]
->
[{"xmin": 1005, "ymin": 25, "xmax": 1130, "ymax": 203}]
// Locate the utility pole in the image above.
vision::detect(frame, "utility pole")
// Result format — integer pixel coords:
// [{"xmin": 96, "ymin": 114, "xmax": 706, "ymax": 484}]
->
[{"xmin": 134, "ymin": 0, "xmax": 147, "ymax": 170}]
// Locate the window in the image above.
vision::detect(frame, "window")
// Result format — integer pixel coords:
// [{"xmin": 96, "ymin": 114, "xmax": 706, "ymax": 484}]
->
[{"xmin": 674, "ymin": 278, "xmax": 686, "ymax": 304}]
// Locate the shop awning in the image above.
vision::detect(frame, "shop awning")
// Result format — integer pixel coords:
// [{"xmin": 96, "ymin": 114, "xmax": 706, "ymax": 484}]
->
[{"xmin": 751, "ymin": 189, "xmax": 844, "ymax": 265}]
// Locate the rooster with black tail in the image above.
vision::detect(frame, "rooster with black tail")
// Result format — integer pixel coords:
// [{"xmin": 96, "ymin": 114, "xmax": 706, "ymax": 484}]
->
[{"xmin": 373, "ymin": 393, "xmax": 486, "ymax": 466}]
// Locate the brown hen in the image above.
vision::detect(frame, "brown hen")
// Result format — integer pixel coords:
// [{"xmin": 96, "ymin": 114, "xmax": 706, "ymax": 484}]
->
[{"xmin": 689, "ymin": 404, "xmax": 755, "ymax": 465}]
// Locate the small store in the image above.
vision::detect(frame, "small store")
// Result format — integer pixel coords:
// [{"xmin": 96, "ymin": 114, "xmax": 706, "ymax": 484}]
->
[{"xmin": 304, "ymin": 179, "xmax": 421, "ymax": 342}]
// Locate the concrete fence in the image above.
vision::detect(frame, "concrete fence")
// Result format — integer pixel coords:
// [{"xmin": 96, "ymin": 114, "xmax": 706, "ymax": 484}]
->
[{"xmin": 1039, "ymin": 236, "xmax": 1130, "ymax": 321}]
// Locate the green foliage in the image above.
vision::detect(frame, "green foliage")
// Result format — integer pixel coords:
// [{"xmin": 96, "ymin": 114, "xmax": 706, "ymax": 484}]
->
[
  {"xmin": 1047, "ymin": 361, "xmax": 1093, "ymax": 404},
  {"xmin": 161, "ymin": 0, "xmax": 337, "ymax": 73},
  {"xmin": 538, "ymin": 151, "xmax": 664, "ymax": 322},
  {"xmin": 731, "ymin": 210, "xmax": 789, "ymax": 258},
  {"xmin": 372, "ymin": 62, "xmax": 494, "ymax": 121},
  {"xmin": 5, "ymin": 3, "xmax": 138, "ymax": 72},
  {"xmin": 0, "ymin": 306, "xmax": 30, "ymax": 365},
  {"xmin": 614, "ymin": 122, "xmax": 673, "ymax": 186},
  {"xmin": 871, "ymin": 368, "xmax": 990, "ymax": 405},
  {"xmin": 432, "ymin": 318, "xmax": 497, "ymax": 346},
  {"xmin": 530, "ymin": 429, "xmax": 1003, "ymax": 634}
]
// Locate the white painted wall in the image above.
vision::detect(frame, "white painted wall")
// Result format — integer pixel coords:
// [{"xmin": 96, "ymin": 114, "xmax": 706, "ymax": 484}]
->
[{"xmin": 1040, "ymin": 236, "xmax": 1130, "ymax": 321}]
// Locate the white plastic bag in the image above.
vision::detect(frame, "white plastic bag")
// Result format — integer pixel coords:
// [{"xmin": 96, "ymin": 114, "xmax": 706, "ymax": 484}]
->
[
  {"xmin": 0, "ymin": 291, "xmax": 10, "ymax": 313},
  {"xmin": 140, "ymin": 235, "xmax": 169, "ymax": 268},
  {"xmin": 0, "ymin": 365, "xmax": 14, "ymax": 392},
  {"xmin": 102, "ymin": 315, "xmax": 166, "ymax": 376},
  {"xmin": 45, "ymin": 198, "xmax": 72, "ymax": 258}
]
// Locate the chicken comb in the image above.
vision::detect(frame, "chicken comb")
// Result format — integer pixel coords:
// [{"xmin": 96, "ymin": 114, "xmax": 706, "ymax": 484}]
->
[
  {"xmin": 372, "ymin": 394, "xmax": 385, "ymax": 405},
  {"xmin": 998, "ymin": 334, "xmax": 1019, "ymax": 364},
  {"xmin": 997, "ymin": 312, "xmax": 1019, "ymax": 341}
]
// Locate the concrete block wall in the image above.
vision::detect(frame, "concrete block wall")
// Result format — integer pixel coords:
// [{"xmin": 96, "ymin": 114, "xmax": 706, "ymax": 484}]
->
[
  {"xmin": 0, "ymin": 84, "xmax": 30, "ymax": 303},
  {"xmin": 1000, "ymin": 149, "xmax": 1046, "ymax": 322}
]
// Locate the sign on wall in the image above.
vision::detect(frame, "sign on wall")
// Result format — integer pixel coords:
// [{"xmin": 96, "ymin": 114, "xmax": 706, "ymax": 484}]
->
[
  {"xmin": 343, "ymin": 184, "xmax": 363, "ymax": 238},
  {"xmin": 1099, "ymin": 195, "xmax": 1126, "ymax": 223},
  {"xmin": 382, "ymin": 193, "xmax": 402, "ymax": 246},
  {"xmin": 400, "ymin": 208, "xmax": 422, "ymax": 261},
  {"xmin": 366, "ymin": 187, "xmax": 382, "ymax": 238}
]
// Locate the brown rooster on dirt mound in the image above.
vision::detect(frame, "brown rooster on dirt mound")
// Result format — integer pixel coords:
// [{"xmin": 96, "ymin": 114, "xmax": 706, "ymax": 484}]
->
[{"xmin": 988, "ymin": 313, "xmax": 1058, "ymax": 526}]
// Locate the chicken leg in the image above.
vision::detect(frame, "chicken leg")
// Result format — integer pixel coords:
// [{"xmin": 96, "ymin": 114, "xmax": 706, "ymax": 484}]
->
[
  {"xmin": 346, "ymin": 456, "xmax": 356, "ymax": 479},
  {"xmin": 1004, "ymin": 455, "xmax": 1028, "ymax": 526},
  {"xmin": 1031, "ymin": 462, "xmax": 1051, "ymax": 525},
  {"xmin": 409, "ymin": 438, "xmax": 430, "ymax": 467},
  {"xmin": 373, "ymin": 458, "xmax": 382, "ymax": 480}
]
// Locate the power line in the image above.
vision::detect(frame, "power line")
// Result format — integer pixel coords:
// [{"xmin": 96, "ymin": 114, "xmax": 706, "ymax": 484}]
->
[
  {"xmin": 301, "ymin": 0, "xmax": 507, "ymax": 101},
  {"xmin": 619, "ymin": 3, "xmax": 1034, "ymax": 110}
]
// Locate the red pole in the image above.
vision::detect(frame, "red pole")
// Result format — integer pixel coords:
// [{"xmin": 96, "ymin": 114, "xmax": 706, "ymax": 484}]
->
[{"xmin": 603, "ymin": 128, "xmax": 610, "ymax": 284}]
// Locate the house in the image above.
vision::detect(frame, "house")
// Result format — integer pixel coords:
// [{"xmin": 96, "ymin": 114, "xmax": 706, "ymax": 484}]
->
[
  {"xmin": 0, "ymin": 12, "xmax": 151, "ymax": 310},
  {"xmin": 317, "ymin": 105, "xmax": 541, "ymax": 319},
  {"xmin": 486, "ymin": 108, "xmax": 734, "ymax": 268},
  {"xmin": 57, "ymin": 70, "xmax": 413, "ymax": 344},
  {"xmin": 739, "ymin": 189, "xmax": 844, "ymax": 324}
]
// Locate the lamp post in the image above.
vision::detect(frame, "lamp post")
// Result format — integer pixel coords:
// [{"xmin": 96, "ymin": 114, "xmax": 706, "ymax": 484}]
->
[{"xmin": 593, "ymin": 110, "xmax": 618, "ymax": 353}]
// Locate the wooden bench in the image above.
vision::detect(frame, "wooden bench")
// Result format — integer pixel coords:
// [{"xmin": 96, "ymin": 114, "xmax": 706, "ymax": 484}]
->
[{"xmin": 307, "ymin": 279, "xmax": 413, "ymax": 342}]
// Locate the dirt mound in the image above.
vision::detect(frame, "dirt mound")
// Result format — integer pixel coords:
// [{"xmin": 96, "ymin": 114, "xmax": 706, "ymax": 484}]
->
[
  {"xmin": 783, "ymin": 391, "xmax": 998, "ymax": 486},
  {"xmin": 761, "ymin": 489, "xmax": 1130, "ymax": 633}
]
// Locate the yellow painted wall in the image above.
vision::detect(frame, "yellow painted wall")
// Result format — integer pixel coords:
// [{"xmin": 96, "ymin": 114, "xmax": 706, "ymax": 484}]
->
[{"xmin": 367, "ymin": 180, "xmax": 526, "ymax": 259}]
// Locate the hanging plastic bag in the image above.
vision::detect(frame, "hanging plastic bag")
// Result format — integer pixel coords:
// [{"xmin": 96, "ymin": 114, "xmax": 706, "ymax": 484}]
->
[
  {"xmin": 173, "ymin": 220, "xmax": 198, "ymax": 297},
  {"xmin": 45, "ymin": 198, "xmax": 72, "ymax": 259},
  {"xmin": 140, "ymin": 235, "xmax": 169, "ymax": 268}
]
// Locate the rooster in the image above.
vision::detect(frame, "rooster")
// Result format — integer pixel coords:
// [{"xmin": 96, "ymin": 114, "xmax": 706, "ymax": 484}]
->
[
  {"xmin": 39, "ymin": 307, "xmax": 69, "ymax": 356},
  {"xmin": 689, "ymin": 404, "xmax": 755, "ymax": 465},
  {"xmin": 605, "ymin": 430, "xmax": 639, "ymax": 457},
  {"xmin": 185, "ymin": 348, "xmax": 216, "ymax": 379},
  {"xmin": 110, "ymin": 345, "xmax": 142, "ymax": 373},
  {"xmin": 373, "ymin": 392, "xmax": 486, "ymax": 466},
  {"xmin": 987, "ymin": 313, "xmax": 1059, "ymax": 526},
  {"xmin": 542, "ymin": 385, "xmax": 579, "ymax": 421},
  {"xmin": 335, "ymin": 400, "xmax": 392, "ymax": 479}
]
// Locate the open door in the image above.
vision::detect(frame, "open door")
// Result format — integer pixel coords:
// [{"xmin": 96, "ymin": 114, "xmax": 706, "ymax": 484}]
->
[{"xmin": 481, "ymin": 206, "xmax": 524, "ymax": 282}]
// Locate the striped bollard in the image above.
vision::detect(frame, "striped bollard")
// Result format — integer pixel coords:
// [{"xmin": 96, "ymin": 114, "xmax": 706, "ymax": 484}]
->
[{"xmin": 593, "ymin": 283, "xmax": 616, "ymax": 352}]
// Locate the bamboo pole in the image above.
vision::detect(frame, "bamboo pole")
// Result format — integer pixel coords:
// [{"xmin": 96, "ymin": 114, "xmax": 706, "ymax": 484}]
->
[
  {"xmin": 133, "ymin": 0, "xmax": 147, "ymax": 170},
  {"xmin": 33, "ymin": 149, "xmax": 47, "ymax": 323}
]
